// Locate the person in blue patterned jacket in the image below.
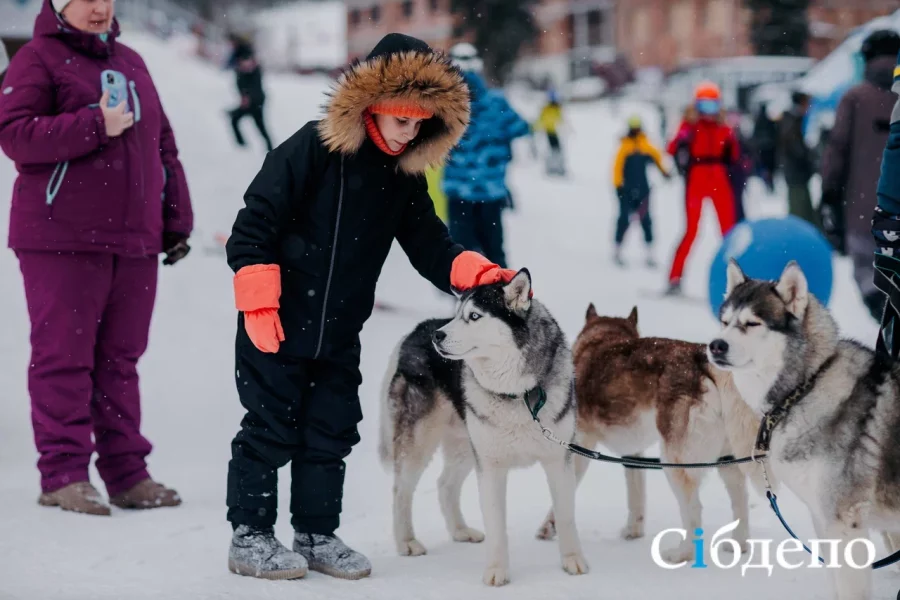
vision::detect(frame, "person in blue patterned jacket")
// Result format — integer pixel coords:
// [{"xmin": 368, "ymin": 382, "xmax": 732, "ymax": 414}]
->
[
  {"xmin": 442, "ymin": 43, "xmax": 530, "ymax": 268},
  {"xmin": 872, "ymin": 44, "xmax": 900, "ymax": 358}
]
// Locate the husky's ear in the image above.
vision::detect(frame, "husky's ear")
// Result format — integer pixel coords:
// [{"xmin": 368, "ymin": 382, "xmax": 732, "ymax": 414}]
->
[
  {"xmin": 504, "ymin": 269, "xmax": 532, "ymax": 315},
  {"xmin": 585, "ymin": 303, "xmax": 598, "ymax": 321},
  {"xmin": 628, "ymin": 306, "xmax": 638, "ymax": 327},
  {"xmin": 775, "ymin": 261, "xmax": 809, "ymax": 318},
  {"xmin": 725, "ymin": 259, "xmax": 747, "ymax": 296}
]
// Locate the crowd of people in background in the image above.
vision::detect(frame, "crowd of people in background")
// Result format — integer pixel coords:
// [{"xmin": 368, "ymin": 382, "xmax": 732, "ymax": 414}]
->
[{"xmin": 635, "ymin": 28, "xmax": 900, "ymax": 315}]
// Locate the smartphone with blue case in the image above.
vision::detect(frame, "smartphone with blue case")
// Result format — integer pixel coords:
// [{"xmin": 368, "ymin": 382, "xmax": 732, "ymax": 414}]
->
[{"xmin": 101, "ymin": 70, "xmax": 129, "ymax": 112}]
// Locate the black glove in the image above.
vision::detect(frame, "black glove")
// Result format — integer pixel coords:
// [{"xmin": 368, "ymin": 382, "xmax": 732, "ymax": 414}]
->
[
  {"xmin": 818, "ymin": 188, "xmax": 846, "ymax": 255},
  {"xmin": 162, "ymin": 232, "xmax": 191, "ymax": 266}
]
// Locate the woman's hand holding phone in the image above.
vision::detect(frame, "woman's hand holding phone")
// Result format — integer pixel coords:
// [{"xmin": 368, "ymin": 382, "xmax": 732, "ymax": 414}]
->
[{"xmin": 99, "ymin": 89, "xmax": 134, "ymax": 138}]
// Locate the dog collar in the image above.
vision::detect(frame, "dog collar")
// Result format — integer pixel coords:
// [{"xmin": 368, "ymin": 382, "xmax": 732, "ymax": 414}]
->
[
  {"xmin": 497, "ymin": 386, "xmax": 546, "ymax": 418},
  {"xmin": 754, "ymin": 353, "xmax": 837, "ymax": 454}
]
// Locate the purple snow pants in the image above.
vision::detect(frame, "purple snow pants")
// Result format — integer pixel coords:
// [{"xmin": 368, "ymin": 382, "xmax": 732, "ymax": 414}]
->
[{"xmin": 16, "ymin": 251, "xmax": 158, "ymax": 496}]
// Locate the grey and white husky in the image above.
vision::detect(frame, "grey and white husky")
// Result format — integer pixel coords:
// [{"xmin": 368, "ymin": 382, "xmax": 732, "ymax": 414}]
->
[
  {"xmin": 378, "ymin": 270, "xmax": 589, "ymax": 586},
  {"xmin": 709, "ymin": 259, "xmax": 900, "ymax": 600}
]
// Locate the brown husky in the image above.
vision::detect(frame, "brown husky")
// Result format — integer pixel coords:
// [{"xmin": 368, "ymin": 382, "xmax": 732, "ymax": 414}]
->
[{"xmin": 536, "ymin": 304, "xmax": 763, "ymax": 564}]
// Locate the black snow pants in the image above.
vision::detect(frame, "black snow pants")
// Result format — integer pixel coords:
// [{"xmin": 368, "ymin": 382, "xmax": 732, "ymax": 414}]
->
[
  {"xmin": 226, "ymin": 327, "xmax": 363, "ymax": 535},
  {"xmin": 230, "ymin": 104, "xmax": 274, "ymax": 152}
]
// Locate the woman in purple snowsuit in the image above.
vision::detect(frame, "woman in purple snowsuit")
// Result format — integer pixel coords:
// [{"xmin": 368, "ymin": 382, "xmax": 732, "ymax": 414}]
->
[{"xmin": 0, "ymin": 0, "xmax": 193, "ymax": 515}]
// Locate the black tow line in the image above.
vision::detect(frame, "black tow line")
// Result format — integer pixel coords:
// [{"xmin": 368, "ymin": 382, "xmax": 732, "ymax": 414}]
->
[{"xmin": 522, "ymin": 387, "xmax": 761, "ymax": 470}]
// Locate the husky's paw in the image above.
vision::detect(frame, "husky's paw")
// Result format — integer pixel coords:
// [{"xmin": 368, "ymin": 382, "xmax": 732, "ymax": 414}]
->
[
  {"xmin": 397, "ymin": 539, "xmax": 427, "ymax": 556},
  {"xmin": 562, "ymin": 553, "xmax": 589, "ymax": 575},
  {"xmin": 660, "ymin": 544, "xmax": 694, "ymax": 566},
  {"xmin": 620, "ymin": 521, "xmax": 645, "ymax": 540},
  {"xmin": 482, "ymin": 564, "xmax": 510, "ymax": 586},
  {"xmin": 535, "ymin": 518, "xmax": 557, "ymax": 541},
  {"xmin": 452, "ymin": 527, "xmax": 485, "ymax": 543}
]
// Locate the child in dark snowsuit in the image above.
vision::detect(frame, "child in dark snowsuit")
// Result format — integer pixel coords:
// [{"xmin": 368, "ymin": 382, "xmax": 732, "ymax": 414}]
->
[
  {"xmin": 224, "ymin": 33, "xmax": 519, "ymax": 581},
  {"xmin": 611, "ymin": 115, "xmax": 671, "ymax": 267},
  {"xmin": 226, "ymin": 35, "xmax": 274, "ymax": 152}
]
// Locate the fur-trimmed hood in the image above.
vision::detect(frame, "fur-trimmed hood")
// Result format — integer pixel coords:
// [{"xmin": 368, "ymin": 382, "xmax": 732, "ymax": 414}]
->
[{"xmin": 317, "ymin": 34, "xmax": 470, "ymax": 175}]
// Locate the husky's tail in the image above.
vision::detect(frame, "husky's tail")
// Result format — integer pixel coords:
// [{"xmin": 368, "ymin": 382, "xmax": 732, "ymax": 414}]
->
[{"xmin": 378, "ymin": 337, "xmax": 405, "ymax": 469}]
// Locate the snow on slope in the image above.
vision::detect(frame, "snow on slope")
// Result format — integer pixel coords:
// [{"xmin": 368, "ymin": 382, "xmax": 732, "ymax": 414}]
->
[{"xmin": 0, "ymin": 32, "xmax": 894, "ymax": 600}]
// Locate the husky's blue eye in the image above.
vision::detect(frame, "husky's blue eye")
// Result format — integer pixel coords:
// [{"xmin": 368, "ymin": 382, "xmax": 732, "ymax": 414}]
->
[{"xmin": 469, "ymin": 312, "xmax": 481, "ymax": 321}]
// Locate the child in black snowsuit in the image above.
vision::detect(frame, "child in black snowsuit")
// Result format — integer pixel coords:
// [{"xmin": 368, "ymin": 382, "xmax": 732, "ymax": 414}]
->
[
  {"xmin": 224, "ymin": 33, "xmax": 519, "ymax": 581},
  {"xmin": 226, "ymin": 36, "xmax": 274, "ymax": 152}
]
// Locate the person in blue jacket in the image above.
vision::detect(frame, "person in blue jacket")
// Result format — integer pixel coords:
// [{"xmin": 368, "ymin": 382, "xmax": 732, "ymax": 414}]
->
[
  {"xmin": 872, "ymin": 47, "xmax": 900, "ymax": 358},
  {"xmin": 442, "ymin": 43, "xmax": 530, "ymax": 268}
]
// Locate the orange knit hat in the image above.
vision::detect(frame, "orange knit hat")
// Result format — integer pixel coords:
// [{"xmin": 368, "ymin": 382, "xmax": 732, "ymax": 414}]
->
[{"xmin": 368, "ymin": 101, "xmax": 434, "ymax": 119}]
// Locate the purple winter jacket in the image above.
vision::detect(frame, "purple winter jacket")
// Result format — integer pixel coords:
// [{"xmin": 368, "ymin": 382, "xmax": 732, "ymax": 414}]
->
[{"xmin": 0, "ymin": 0, "xmax": 192, "ymax": 256}]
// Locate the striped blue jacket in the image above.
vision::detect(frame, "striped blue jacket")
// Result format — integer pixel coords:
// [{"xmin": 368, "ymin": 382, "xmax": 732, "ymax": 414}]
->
[{"xmin": 442, "ymin": 72, "xmax": 530, "ymax": 203}]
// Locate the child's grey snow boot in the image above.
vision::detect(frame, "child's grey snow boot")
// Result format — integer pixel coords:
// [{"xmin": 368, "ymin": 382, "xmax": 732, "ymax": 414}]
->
[
  {"xmin": 228, "ymin": 525, "xmax": 308, "ymax": 580},
  {"xmin": 293, "ymin": 532, "xmax": 372, "ymax": 580}
]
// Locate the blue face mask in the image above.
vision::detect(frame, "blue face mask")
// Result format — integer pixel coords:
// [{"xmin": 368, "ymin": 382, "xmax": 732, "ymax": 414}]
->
[{"xmin": 696, "ymin": 99, "xmax": 720, "ymax": 115}]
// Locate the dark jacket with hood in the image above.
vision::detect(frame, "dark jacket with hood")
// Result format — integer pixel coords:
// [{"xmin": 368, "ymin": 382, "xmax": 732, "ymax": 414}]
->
[
  {"xmin": 225, "ymin": 34, "xmax": 470, "ymax": 361},
  {"xmin": 228, "ymin": 42, "xmax": 266, "ymax": 107},
  {"xmin": 778, "ymin": 105, "xmax": 813, "ymax": 186},
  {"xmin": 821, "ymin": 54, "xmax": 898, "ymax": 241}
]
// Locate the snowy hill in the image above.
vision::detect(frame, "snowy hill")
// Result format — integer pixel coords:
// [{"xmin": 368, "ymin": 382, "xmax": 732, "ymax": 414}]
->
[{"xmin": 0, "ymin": 32, "xmax": 893, "ymax": 600}]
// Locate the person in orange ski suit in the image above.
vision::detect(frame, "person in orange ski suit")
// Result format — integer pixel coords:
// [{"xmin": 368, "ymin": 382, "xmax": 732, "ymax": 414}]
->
[{"xmin": 665, "ymin": 81, "xmax": 739, "ymax": 295}]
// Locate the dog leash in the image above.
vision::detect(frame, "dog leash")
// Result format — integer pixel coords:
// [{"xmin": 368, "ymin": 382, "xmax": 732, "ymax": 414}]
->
[
  {"xmin": 523, "ymin": 389, "xmax": 762, "ymax": 470},
  {"xmin": 751, "ymin": 355, "xmax": 900, "ymax": 570},
  {"xmin": 525, "ymin": 384, "xmax": 900, "ymax": 569},
  {"xmin": 754, "ymin": 435, "xmax": 900, "ymax": 570}
]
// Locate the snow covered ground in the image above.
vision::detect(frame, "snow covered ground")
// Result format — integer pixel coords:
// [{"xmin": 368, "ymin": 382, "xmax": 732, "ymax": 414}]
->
[{"xmin": 0, "ymin": 33, "xmax": 895, "ymax": 600}]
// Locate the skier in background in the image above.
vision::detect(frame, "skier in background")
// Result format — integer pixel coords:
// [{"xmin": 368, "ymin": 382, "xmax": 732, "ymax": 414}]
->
[
  {"xmin": 725, "ymin": 109, "xmax": 753, "ymax": 222},
  {"xmin": 778, "ymin": 91, "xmax": 817, "ymax": 226},
  {"xmin": 534, "ymin": 89, "xmax": 566, "ymax": 176},
  {"xmin": 665, "ymin": 81, "xmax": 739, "ymax": 296},
  {"xmin": 751, "ymin": 102, "xmax": 778, "ymax": 194},
  {"xmin": 611, "ymin": 115, "xmax": 672, "ymax": 267},
  {"xmin": 226, "ymin": 34, "xmax": 274, "ymax": 152}
]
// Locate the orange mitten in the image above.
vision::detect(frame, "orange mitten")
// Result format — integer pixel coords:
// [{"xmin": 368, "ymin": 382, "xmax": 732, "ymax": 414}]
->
[
  {"xmin": 450, "ymin": 251, "xmax": 528, "ymax": 293},
  {"xmin": 234, "ymin": 264, "xmax": 285, "ymax": 353}
]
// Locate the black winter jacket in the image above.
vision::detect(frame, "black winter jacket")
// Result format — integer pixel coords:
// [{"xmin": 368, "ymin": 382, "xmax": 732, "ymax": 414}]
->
[{"xmin": 226, "ymin": 34, "xmax": 471, "ymax": 361}]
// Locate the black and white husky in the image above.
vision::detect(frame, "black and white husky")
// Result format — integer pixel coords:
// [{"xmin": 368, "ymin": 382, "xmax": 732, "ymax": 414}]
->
[
  {"xmin": 709, "ymin": 259, "xmax": 900, "ymax": 600},
  {"xmin": 378, "ymin": 270, "xmax": 589, "ymax": 586}
]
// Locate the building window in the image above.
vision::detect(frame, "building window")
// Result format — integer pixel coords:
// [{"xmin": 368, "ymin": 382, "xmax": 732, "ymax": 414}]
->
[
  {"xmin": 586, "ymin": 9, "xmax": 606, "ymax": 46},
  {"xmin": 402, "ymin": 0, "xmax": 414, "ymax": 19},
  {"xmin": 371, "ymin": 5, "xmax": 381, "ymax": 23},
  {"xmin": 706, "ymin": 0, "xmax": 729, "ymax": 31},
  {"xmin": 633, "ymin": 7, "xmax": 649, "ymax": 46},
  {"xmin": 350, "ymin": 8, "xmax": 361, "ymax": 27},
  {"xmin": 671, "ymin": 0, "xmax": 694, "ymax": 42},
  {"xmin": 429, "ymin": 0, "xmax": 440, "ymax": 11}
]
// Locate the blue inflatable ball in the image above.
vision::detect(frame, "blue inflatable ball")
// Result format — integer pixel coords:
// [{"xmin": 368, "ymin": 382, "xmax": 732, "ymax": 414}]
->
[{"xmin": 708, "ymin": 216, "xmax": 833, "ymax": 318}]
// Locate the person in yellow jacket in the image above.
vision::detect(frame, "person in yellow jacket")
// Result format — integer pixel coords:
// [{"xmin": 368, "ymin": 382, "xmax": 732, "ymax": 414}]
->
[
  {"xmin": 612, "ymin": 115, "xmax": 671, "ymax": 267},
  {"xmin": 425, "ymin": 164, "xmax": 448, "ymax": 222},
  {"xmin": 534, "ymin": 90, "xmax": 566, "ymax": 176}
]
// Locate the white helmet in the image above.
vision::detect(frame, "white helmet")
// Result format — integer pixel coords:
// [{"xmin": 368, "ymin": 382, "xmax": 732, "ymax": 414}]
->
[{"xmin": 449, "ymin": 42, "xmax": 483, "ymax": 73}]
